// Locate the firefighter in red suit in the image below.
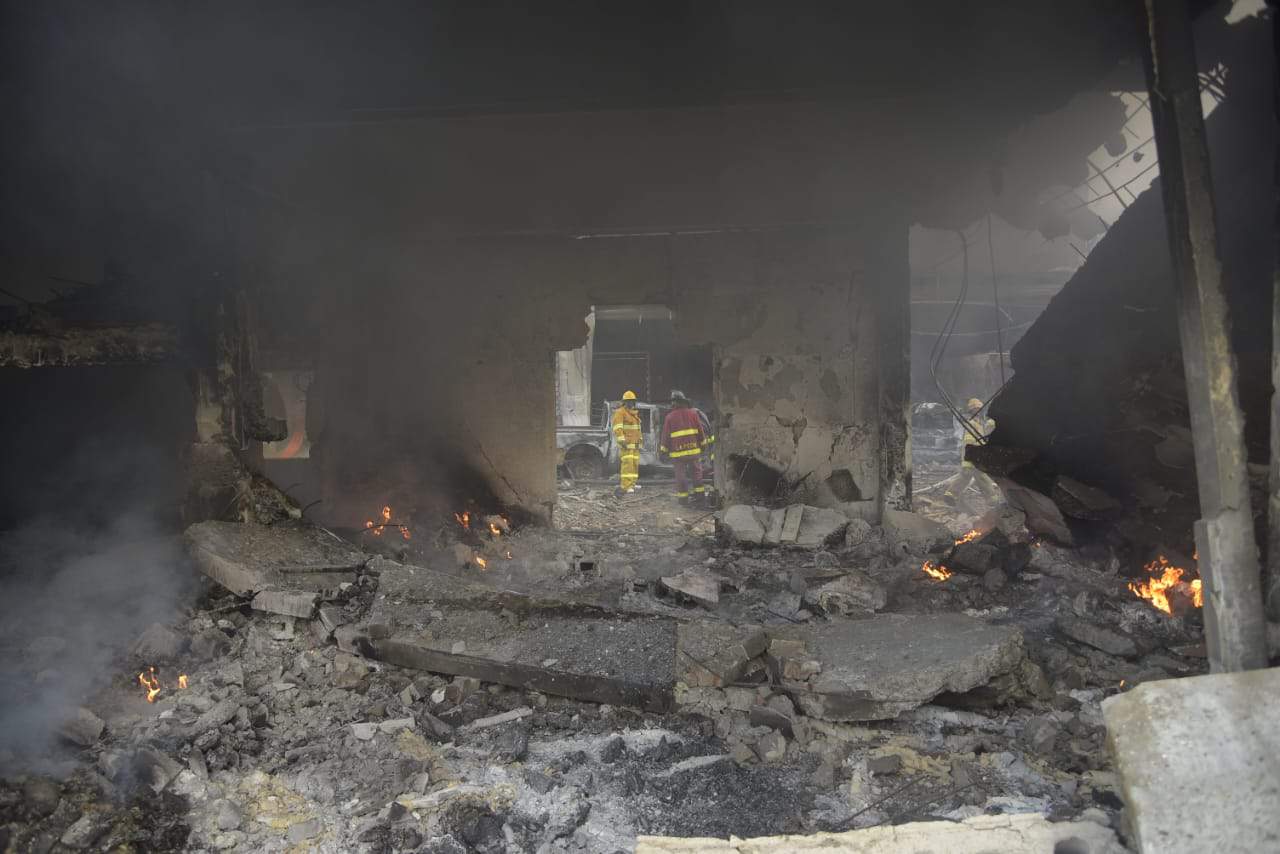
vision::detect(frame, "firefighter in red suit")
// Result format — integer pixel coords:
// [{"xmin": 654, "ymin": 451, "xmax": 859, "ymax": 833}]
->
[{"xmin": 660, "ymin": 390, "xmax": 707, "ymax": 506}]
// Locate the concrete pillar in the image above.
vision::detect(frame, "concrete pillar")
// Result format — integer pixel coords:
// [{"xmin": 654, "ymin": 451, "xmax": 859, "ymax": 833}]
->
[
  {"xmin": 674, "ymin": 231, "xmax": 881, "ymax": 515},
  {"xmin": 1143, "ymin": 0, "xmax": 1268, "ymax": 671}
]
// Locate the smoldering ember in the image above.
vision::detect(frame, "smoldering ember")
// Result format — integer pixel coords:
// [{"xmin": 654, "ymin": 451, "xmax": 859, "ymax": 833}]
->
[{"xmin": 1, "ymin": 3, "xmax": 1279, "ymax": 854}]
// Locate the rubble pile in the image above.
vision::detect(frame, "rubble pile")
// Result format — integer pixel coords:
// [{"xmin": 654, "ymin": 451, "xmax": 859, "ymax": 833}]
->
[{"xmin": 0, "ymin": 488, "xmax": 1244, "ymax": 852}]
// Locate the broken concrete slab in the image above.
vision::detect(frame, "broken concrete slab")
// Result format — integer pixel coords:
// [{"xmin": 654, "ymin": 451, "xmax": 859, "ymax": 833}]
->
[
  {"xmin": 793, "ymin": 506, "xmax": 848, "ymax": 548},
  {"xmin": 723, "ymin": 505, "xmax": 848, "ymax": 549},
  {"xmin": 184, "ymin": 520, "xmax": 365, "ymax": 598},
  {"xmin": 1052, "ymin": 475, "xmax": 1121, "ymax": 520},
  {"xmin": 769, "ymin": 614, "xmax": 1025, "ymax": 721},
  {"xmin": 881, "ymin": 509, "xmax": 951, "ymax": 555},
  {"xmin": 947, "ymin": 541, "xmax": 1002, "ymax": 575},
  {"xmin": 778, "ymin": 505, "xmax": 804, "ymax": 544},
  {"xmin": 762, "ymin": 508, "xmax": 786, "ymax": 546},
  {"xmin": 660, "ymin": 570, "xmax": 721, "ymax": 607},
  {"xmin": 1056, "ymin": 614, "xmax": 1140, "ymax": 658},
  {"xmin": 1000, "ymin": 482, "xmax": 1074, "ymax": 545},
  {"xmin": 801, "ymin": 571, "xmax": 886, "ymax": 615},
  {"xmin": 677, "ymin": 622, "xmax": 768, "ymax": 689},
  {"xmin": 720, "ymin": 506, "xmax": 768, "ymax": 546},
  {"xmin": 1103, "ymin": 668, "xmax": 1280, "ymax": 854},
  {"xmin": 634, "ymin": 812, "xmax": 1125, "ymax": 853},
  {"xmin": 972, "ymin": 505, "xmax": 1030, "ymax": 544},
  {"xmin": 362, "ymin": 562, "xmax": 678, "ymax": 711}
]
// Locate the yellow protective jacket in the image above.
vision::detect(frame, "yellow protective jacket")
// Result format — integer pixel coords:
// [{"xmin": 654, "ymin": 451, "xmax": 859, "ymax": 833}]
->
[{"xmin": 611, "ymin": 405, "xmax": 642, "ymax": 451}]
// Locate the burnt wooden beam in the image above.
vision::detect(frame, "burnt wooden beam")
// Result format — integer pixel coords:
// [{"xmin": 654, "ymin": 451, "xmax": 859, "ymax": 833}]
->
[
  {"xmin": 1142, "ymin": 0, "xmax": 1268, "ymax": 670},
  {"xmin": 0, "ymin": 322, "xmax": 178, "ymax": 368}
]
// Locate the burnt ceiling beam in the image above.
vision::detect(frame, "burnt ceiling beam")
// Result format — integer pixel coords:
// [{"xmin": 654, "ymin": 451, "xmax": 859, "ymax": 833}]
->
[
  {"xmin": 0, "ymin": 323, "xmax": 178, "ymax": 368},
  {"xmin": 1142, "ymin": 0, "xmax": 1269, "ymax": 671}
]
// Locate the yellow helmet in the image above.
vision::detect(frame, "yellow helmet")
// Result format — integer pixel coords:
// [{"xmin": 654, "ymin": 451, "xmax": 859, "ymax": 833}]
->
[
  {"xmin": 966, "ymin": 398, "xmax": 983, "ymax": 412},
  {"xmin": 622, "ymin": 390, "xmax": 637, "ymax": 401}
]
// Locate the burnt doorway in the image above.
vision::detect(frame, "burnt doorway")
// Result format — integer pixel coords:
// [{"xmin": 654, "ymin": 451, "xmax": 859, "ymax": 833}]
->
[{"xmin": 554, "ymin": 305, "xmax": 713, "ymax": 528}]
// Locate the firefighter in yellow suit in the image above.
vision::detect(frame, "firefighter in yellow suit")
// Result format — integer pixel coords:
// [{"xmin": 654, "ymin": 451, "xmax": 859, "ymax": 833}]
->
[{"xmin": 611, "ymin": 390, "xmax": 643, "ymax": 494}]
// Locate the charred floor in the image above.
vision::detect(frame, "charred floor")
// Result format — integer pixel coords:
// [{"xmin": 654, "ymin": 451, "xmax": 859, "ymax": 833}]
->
[{"xmin": 1, "ymin": 1, "xmax": 1279, "ymax": 853}]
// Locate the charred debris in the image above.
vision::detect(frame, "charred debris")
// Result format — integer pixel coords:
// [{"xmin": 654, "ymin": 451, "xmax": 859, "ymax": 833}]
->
[{"xmin": 1, "ymin": 1, "xmax": 1279, "ymax": 853}]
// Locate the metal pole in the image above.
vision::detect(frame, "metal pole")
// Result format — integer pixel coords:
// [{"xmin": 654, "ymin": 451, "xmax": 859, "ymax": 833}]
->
[
  {"xmin": 1267, "ymin": 0, "xmax": 1280, "ymax": 619},
  {"xmin": 1142, "ymin": 0, "xmax": 1269, "ymax": 671}
]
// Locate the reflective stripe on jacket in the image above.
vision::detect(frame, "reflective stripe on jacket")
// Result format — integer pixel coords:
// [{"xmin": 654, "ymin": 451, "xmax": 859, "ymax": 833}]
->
[
  {"xmin": 661, "ymin": 407, "xmax": 705, "ymax": 458},
  {"xmin": 611, "ymin": 406, "xmax": 642, "ymax": 452}
]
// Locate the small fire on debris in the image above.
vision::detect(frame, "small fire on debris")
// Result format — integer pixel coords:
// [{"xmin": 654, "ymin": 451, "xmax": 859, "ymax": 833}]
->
[
  {"xmin": 366, "ymin": 505, "xmax": 411, "ymax": 540},
  {"xmin": 1128, "ymin": 555, "xmax": 1203, "ymax": 614},
  {"xmin": 920, "ymin": 529, "xmax": 982, "ymax": 582},
  {"xmin": 454, "ymin": 511, "xmax": 471, "ymax": 530},
  {"xmin": 137, "ymin": 666, "xmax": 188, "ymax": 703},
  {"xmin": 922, "ymin": 560, "xmax": 952, "ymax": 582},
  {"xmin": 475, "ymin": 556, "xmax": 488, "ymax": 569}
]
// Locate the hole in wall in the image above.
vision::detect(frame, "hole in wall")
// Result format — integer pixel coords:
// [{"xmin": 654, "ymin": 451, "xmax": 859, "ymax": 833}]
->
[
  {"xmin": 726, "ymin": 454, "xmax": 784, "ymax": 502},
  {"xmin": 825, "ymin": 469, "xmax": 863, "ymax": 502}
]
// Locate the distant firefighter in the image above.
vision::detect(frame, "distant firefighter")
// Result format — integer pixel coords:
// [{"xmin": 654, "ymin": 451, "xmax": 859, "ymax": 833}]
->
[
  {"xmin": 611, "ymin": 390, "xmax": 642, "ymax": 494},
  {"xmin": 948, "ymin": 397, "xmax": 1000, "ymax": 506},
  {"xmin": 660, "ymin": 390, "xmax": 707, "ymax": 507}
]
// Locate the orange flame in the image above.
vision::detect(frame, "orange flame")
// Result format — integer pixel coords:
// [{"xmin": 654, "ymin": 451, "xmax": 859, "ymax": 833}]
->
[
  {"xmin": 455, "ymin": 511, "xmax": 471, "ymax": 530},
  {"xmin": 178, "ymin": 674, "xmax": 188, "ymax": 690},
  {"xmin": 366, "ymin": 505, "xmax": 411, "ymax": 539},
  {"xmin": 1128, "ymin": 555, "xmax": 1204, "ymax": 614},
  {"xmin": 474, "ymin": 556, "xmax": 488, "ymax": 570},
  {"xmin": 138, "ymin": 667, "xmax": 162, "ymax": 703},
  {"xmin": 489, "ymin": 522, "xmax": 502, "ymax": 537},
  {"xmin": 922, "ymin": 560, "xmax": 952, "ymax": 582},
  {"xmin": 954, "ymin": 528, "xmax": 982, "ymax": 545},
  {"xmin": 504, "ymin": 550, "xmax": 513, "ymax": 560}
]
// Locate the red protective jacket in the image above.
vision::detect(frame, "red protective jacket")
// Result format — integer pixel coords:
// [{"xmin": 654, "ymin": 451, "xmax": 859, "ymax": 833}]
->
[{"xmin": 660, "ymin": 407, "xmax": 706, "ymax": 459}]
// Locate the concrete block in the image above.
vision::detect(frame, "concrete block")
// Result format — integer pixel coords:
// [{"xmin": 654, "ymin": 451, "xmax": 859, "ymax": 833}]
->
[
  {"xmin": 130, "ymin": 623, "xmax": 186, "ymax": 663},
  {"xmin": 252, "ymin": 589, "xmax": 318, "ymax": 619},
  {"xmin": 881, "ymin": 509, "xmax": 951, "ymax": 555},
  {"xmin": 793, "ymin": 506, "xmax": 847, "ymax": 547},
  {"xmin": 779, "ymin": 505, "xmax": 804, "ymax": 543},
  {"xmin": 721, "ymin": 505, "xmax": 768, "ymax": 546},
  {"xmin": 802, "ymin": 571, "xmax": 887, "ymax": 615},
  {"xmin": 1001, "ymin": 482, "xmax": 1074, "ymax": 545},
  {"xmin": 1056, "ymin": 614, "xmax": 1140, "ymax": 658},
  {"xmin": 1103, "ymin": 668, "xmax": 1280, "ymax": 854}
]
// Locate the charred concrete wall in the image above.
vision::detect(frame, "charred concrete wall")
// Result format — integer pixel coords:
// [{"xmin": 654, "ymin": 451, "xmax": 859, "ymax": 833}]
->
[{"xmin": 304, "ymin": 223, "xmax": 907, "ymax": 525}]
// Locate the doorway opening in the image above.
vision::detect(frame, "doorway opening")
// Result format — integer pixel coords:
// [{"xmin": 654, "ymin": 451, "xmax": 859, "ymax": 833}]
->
[{"xmin": 554, "ymin": 305, "xmax": 714, "ymax": 524}]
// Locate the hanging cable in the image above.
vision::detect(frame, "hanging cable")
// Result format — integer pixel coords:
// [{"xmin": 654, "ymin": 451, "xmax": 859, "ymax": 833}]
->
[
  {"xmin": 928, "ymin": 229, "xmax": 986, "ymax": 444},
  {"xmin": 987, "ymin": 213, "xmax": 1008, "ymax": 388}
]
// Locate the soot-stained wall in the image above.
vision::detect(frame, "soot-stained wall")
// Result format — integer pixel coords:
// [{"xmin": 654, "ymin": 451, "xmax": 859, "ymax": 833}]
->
[{"xmin": 303, "ymin": 222, "xmax": 906, "ymax": 525}]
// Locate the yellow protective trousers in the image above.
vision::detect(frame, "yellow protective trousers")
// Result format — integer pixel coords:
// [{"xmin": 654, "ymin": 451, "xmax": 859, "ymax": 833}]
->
[{"xmin": 611, "ymin": 406, "xmax": 643, "ymax": 491}]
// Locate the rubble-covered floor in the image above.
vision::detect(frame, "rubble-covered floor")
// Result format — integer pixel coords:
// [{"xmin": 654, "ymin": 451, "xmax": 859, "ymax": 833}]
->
[{"xmin": 0, "ymin": 475, "xmax": 1234, "ymax": 853}]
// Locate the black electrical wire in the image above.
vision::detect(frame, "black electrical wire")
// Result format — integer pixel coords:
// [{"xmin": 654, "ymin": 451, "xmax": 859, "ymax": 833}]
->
[{"xmin": 928, "ymin": 228, "xmax": 986, "ymax": 444}]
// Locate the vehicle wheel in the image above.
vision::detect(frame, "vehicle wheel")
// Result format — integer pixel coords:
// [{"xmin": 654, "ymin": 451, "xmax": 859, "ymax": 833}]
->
[{"xmin": 564, "ymin": 446, "xmax": 605, "ymax": 480}]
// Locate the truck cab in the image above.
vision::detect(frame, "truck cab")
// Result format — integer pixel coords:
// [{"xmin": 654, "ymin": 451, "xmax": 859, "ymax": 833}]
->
[{"xmin": 556, "ymin": 400, "xmax": 671, "ymax": 480}]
